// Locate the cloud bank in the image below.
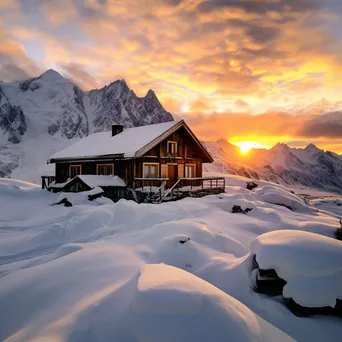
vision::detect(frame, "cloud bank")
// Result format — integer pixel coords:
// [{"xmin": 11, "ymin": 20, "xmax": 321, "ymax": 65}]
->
[{"xmin": 0, "ymin": 0, "xmax": 342, "ymax": 151}]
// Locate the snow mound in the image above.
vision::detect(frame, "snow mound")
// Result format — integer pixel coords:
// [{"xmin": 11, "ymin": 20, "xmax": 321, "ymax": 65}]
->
[
  {"xmin": 130, "ymin": 264, "xmax": 294, "ymax": 342},
  {"xmin": 134, "ymin": 219, "xmax": 247, "ymax": 271},
  {"xmin": 1, "ymin": 175, "xmax": 342, "ymax": 341},
  {"xmin": 56, "ymin": 189, "xmax": 113, "ymax": 206},
  {"xmin": 252, "ymin": 230, "xmax": 342, "ymax": 307},
  {"xmin": 311, "ymin": 197, "xmax": 342, "ymax": 218},
  {"xmin": 255, "ymin": 185, "xmax": 313, "ymax": 212}
]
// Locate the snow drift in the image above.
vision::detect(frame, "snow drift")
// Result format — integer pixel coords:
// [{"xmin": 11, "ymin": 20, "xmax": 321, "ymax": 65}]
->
[
  {"xmin": 252, "ymin": 230, "xmax": 342, "ymax": 308},
  {"xmin": 0, "ymin": 175, "xmax": 342, "ymax": 342}
]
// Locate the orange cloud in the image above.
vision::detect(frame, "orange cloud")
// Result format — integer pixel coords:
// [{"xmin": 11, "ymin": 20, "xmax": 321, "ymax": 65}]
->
[
  {"xmin": 0, "ymin": 0, "xmax": 342, "ymax": 152},
  {"xmin": 184, "ymin": 110, "xmax": 342, "ymax": 153},
  {"xmin": 40, "ymin": 0, "xmax": 78, "ymax": 26},
  {"xmin": 0, "ymin": 26, "xmax": 41, "ymax": 81}
]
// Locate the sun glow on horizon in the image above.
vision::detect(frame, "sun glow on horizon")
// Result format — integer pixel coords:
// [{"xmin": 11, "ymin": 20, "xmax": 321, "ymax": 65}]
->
[
  {"xmin": 234, "ymin": 141, "xmax": 268, "ymax": 155},
  {"xmin": 181, "ymin": 102, "xmax": 189, "ymax": 113}
]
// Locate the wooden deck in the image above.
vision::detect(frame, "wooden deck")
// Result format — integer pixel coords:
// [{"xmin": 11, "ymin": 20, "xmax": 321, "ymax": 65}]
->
[
  {"xmin": 42, "ymin": 175, "xmax": 225, "ymax": 203},
  {"xmin": 133, "ymin": 177, "xmax": 225, "ymax": 203}
]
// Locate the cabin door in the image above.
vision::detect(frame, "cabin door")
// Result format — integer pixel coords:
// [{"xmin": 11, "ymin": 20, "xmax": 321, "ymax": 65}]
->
[{"xmin": 167, "ymin": 164, "xmax": 178, "ymax": 187}]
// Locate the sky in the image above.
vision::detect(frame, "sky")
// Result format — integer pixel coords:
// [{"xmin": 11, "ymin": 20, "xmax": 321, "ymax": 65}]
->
[{"xmin": 1, "ymin": 0, "xmax": 342, "ymax": 153}]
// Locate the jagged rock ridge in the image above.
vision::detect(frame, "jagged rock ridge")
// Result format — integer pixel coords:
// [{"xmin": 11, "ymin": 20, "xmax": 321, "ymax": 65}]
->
[
  {"xmin": 0, "ymin": 87, "xmax": 27, "ymax": 144},
  {"xmin": 0, "ymin": 69, "xmax": 174, "ymax": 179}
]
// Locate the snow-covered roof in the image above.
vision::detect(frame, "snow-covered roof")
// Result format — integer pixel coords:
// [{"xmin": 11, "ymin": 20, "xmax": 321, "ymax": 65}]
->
[
  {"xmin": 87, "ymin": 186, "xmax": 105, "ymax": 196},
  {"xmin": 49, "ymin": 121, "xmax": 182, "ymax": 161},
  {"xmin": 78, "ymin": 175, "xmax": 127, "ymax": 188},
  {"xmin": 49, "ymin": 175, "xmax": 127, "ymax": 190}
]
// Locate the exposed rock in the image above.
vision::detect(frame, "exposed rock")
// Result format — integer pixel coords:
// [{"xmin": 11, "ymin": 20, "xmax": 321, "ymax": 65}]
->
[
  {"xmin": 0, "ymin": 87, "xmax": 27, "ymax": 143},
  {"xmin": 246, "ymin": 181, "xmax": 258, "ymax": 191},
  {"xmin": 89, "ymin": 80, "xmax": 173, "ymax": 131},
  {"xmin": 178, "ymin": 236, "xmax": 190, "ymax": 244},
  {"xmin": 254, "ymin": 268, "xmax": 287, "ymax": 297},
  {"xmin": 56, "ymin": 197, "xmax": 73, "ymax": 207},
  {"xmin": 335, "ymin": 220, "xmax": 342, "ymax": 241},
  {"xmin": 231, "ymin": 205, "xmax": 253, "ymax": 214}
]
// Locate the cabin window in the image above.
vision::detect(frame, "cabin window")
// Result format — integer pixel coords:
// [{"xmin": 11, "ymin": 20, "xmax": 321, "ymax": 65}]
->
[
  {"xmin": 143, "ymin": 163, "xmax": 159, "ymax": 178},
  {"xmin": 167, "ymin": 141, "xmax": 178, "ymax": 154},
  {"xmin": 69, "ymin": 165, "xmax": 81, "ymax": 179},
  {"xmin": 97, "ymin": 163, "xmax": 114, "ymax": 176},
  {"xmin": 185, "ymin": 164, "xmax": 196, "ymax": 178}
]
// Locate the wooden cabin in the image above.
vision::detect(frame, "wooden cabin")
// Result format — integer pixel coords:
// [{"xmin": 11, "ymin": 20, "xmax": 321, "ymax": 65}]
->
[{"xmin": 45, "ymin": 120, "xmax": 224, "ymax": 202}]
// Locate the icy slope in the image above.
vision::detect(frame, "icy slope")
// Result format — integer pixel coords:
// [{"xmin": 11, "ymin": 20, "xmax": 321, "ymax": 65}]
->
[
  {"xmin": 0, "ymin": 174, "xmax": 342, "ymax": 341},
  {"xmin": 204, "ymin": 139, "xmax": 342, "ymax": 193}
]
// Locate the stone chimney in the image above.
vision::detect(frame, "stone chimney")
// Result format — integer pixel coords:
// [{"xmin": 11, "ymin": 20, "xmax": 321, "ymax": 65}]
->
[{"xmin": 111, "ymin": 123, "xmax": 124, "ymax": 136}]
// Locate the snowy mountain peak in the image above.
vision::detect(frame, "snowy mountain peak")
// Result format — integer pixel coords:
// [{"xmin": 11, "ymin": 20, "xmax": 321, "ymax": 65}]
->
[
  {"xmin": 215, "ymin": 138, "xmax": 237, "ymax": 150},
  {"xmin": 146, "ymin": 89, "xmax": 156, "ymax": 98},
  {"xmin": 0, "ymin": 71, "xmax": 174, "ymax": 178},
  {"xmin": 304, "ymin": 143, "xmax": 321, "ymax": 154},
  {"xmin": 106, "ymin": 79, "xmax": 127, "ymax": 89},
  {"xmin": 205, "ymin": 139, "xmax": 342, "ymax": 193},
  {"xmin": 39, "ymin": 69, "xmax": 65, "ymax": 82},
  {"xmin": 271, "ymin": 142, "xmax": 290, "ymax": 152},
  {"xmin": 216, "ymin": 138, "xmax": 229, "ymax": 145}
]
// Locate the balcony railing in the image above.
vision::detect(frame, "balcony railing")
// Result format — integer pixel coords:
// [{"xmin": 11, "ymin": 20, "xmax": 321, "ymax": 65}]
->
[
  {"xmin": 133, "ymin": 177, "xmax": 225, "ymax": 203},
  {"xmin": 163, "ymin": 177, "xmax": 225, "ymax": 201}
]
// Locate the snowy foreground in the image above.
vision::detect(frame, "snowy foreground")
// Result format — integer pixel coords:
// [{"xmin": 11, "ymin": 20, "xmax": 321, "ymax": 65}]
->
[{"xmin": 0, "ymin": 175, "xmax": 341, "ymax": 342}]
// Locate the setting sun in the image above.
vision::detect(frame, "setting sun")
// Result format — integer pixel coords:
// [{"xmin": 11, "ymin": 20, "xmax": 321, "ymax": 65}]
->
[
  {"xmin": 239, "ymin": 143, "xmax": 253, "ymax": 154},
  {"xmin": 234, "ymin": 141, "xmax": 267, "ymax": 155}
]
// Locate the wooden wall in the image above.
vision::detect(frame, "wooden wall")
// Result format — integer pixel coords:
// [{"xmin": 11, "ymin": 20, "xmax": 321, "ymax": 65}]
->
[
  {"xmin": 156, "ymin": 126, "xmax": 207, "ymax": 159},
  {"xmin": 55, "ymin": 160, "xmax": 132, "ymax": 184},
  {"xmin": 136, "ymin": 125, "xmax": 204, "ymax": 184},
  {"xmin": 55, "ymin": 125, "xmax": 206, "ymax": 187}
]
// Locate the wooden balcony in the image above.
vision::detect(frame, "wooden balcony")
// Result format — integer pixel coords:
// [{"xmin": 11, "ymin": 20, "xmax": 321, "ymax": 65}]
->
[{"xmin": 133, "ymin": 177, "xmax": 225, "ymax": 203}]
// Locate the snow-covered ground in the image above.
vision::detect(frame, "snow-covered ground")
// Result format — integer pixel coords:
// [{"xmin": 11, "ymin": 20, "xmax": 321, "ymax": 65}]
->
[
  {"xmin": 252, "ymin": 230, "xmax": 342, "ymax": 308},
  {"xmin": 0, "ymin": 173, "xmax": 341, "ymax": 341}
]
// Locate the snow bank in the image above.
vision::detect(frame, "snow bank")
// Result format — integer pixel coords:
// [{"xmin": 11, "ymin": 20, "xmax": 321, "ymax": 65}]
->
[
  {"xmin": 252, "ymin": 230, "xmax": 342, "ymax": 307},
  {"xmin": 130, "ymin": 264, "xmax": 295, "ymax": 342},
  {"xmin": 255, "ymin": 185, "xmax": 313, "ymax": 212},
  {"xmin": 134, "ymin": 219, "xmax": 247, "ymax": 271},
  {"xmin": 56, "ymin": 189, "xmax": 113, "ymax": 206},
  {"xmin": 311, "ymin": 197, "xmax": 342, "ymax": 218}
]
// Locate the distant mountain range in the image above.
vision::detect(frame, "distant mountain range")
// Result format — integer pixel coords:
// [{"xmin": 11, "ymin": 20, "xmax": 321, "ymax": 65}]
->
[
  {"xmin": 204, "ymin": 139, "xmax": 342, "ymax": 193},
  {"xmin": 0, "ymin": 69, "xmax": 173, "ymax": 180},
  {"xmin": 1, "ymin": 69, "xmax": 342, "ymax": 193}
]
